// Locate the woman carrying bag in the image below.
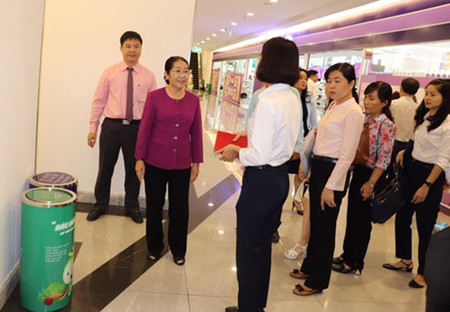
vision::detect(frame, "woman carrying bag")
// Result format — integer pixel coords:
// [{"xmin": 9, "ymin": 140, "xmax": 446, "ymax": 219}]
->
[{"xmin": 332, "ymin": 81, "xmax": 396, "ymax": 275}]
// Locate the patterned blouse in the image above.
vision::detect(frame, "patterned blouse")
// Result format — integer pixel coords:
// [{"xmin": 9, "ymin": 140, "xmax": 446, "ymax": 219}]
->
[{"xmin": 364, "ymin": 113, "xmax": 396, "ymax": 170}]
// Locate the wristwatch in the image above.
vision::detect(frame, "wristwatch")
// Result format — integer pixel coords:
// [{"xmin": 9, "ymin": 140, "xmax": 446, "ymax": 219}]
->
[{"xmin": 424, "ymin": 181, "xmax": 433, "ymax": 188}]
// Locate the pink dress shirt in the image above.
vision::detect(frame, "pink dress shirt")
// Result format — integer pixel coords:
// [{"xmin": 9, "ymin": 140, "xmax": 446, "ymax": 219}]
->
[
  {"xmin": 135, "ymin": 88, "xmax": 203, "ymax": 170},
  {"xmin": 89, "ymin": 62, "xmax": 157, "ymax": 133},
  {"xmin": 313, "ymin": 98, "xmax": 364, "ymax": 191}
]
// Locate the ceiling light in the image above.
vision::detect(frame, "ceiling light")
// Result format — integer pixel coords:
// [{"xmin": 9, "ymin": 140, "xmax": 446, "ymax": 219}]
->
[
  {"xmin": 217, "ymin": 0, "xmax": 404, "ymax": 52},
  {"xmin": 220, "ymin": 28, "xmax": 227, "ymax": 32},
  {"xmin": 212, "ymin": 33, "xmax": 217, "ymax": 37},
  {"xmin": 246, "ymin": 12, "xmax": 254, "ymax": 17},
  {"xmin": 201, "ymin": 40, "xmax": 205, "ymax": 43},
  {"xmin": 206, "ymin": 37, "xmax": 210, "ymax": 40},
  {"xmin": 231, "ymin": 22, "xmax": 237, "ymax": 26},
  {"xmin": 270, "ymin": 0, "xmax": 279, "ymax": 3}
]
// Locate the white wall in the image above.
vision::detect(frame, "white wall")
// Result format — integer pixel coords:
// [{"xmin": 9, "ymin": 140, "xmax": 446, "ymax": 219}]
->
[
  {"xmin": 202, "ymin": 50, "xmax": 214, "ymax": 85},
  {"xmin": 36, "ymin": 0, "xmax": 197, "ymax": 203},
  {"xmin": 0, "ymin": 0, "xmax": 45, "ymax": 307}
]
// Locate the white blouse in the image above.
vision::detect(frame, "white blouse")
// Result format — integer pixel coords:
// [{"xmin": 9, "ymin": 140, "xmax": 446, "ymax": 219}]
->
[
  {"xmin": 313, "ymin": 98, "xmax": 364, "ymax": 191},
  {"xmin": 412, "ymin": 115, "xmax": 450, "ymax": 171},
  {"xmin": 240, "ymin": 83, "xmax": 301, "ymax": 167}
]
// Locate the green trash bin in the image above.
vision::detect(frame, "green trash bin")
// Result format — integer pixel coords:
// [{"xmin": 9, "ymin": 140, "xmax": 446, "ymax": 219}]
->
[{"xmin": 20, "ymin": 187, "xmax": 77, "ymax": 312}]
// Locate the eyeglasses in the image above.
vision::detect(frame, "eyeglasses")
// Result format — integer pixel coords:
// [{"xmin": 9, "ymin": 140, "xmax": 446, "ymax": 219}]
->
[{"xmin": 171, "ymin": 69, "xmax": 190, "ymax": 76}]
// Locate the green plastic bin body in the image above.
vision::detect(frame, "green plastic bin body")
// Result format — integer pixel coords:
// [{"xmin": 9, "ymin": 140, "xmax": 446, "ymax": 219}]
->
[{"xmin": 20, "ymin": 188, "xmax": 77, "ymax": 311}]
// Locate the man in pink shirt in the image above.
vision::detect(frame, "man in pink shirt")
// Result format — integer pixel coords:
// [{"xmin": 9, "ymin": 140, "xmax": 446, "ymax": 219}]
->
[{"xmin": 87, "ymin": 31, "xmax": 157, "ymax": 223}]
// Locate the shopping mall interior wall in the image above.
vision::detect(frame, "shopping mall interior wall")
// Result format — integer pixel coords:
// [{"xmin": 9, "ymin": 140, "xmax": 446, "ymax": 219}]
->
[
  {"xmin": 36, "ymin": 0, "xmax": 197, "ymax": 204},
  {"xmin": 202, "ymin": 50, "xmax": 214, "ymax": 86},
  {"xmin": 0, "ymin": 0, "xmax": 45, "ymax": 307}
]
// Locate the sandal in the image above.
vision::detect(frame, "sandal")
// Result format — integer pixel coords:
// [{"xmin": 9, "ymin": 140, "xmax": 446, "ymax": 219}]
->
[
  {"xmin": 382, "ymin": 260, "xmax": 413, "ymax": 272},
  {"xmin": 292, "ymin": 284, "xmax": 323, "ymax": 296},
  {"xmin": 289, "ymin": 269, "xmax": 310, "ymax": 280},
  {"xmin": 284, "ymin": 243, "xmax": 307, "ymax": 260},
  {"xmin": 174, "ymin": 256, "xmax": 185, "ymax": 266}
]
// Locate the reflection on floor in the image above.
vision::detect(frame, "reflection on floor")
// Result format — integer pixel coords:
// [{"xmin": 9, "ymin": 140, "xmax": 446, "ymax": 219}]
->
[{"xmin": 3, "ymin": 93, "xmax": 449, "ymax": 312}]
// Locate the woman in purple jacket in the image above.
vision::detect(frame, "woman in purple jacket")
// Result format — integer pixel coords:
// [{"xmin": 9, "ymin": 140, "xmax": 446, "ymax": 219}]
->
[{"xmin": 135, "ymin": 56, "xmax": 203, "ymax": 265}]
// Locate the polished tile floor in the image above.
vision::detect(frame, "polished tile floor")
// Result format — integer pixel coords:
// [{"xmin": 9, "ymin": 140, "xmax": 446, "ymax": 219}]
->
[{"xmin": 3, "ymin": 93, "xmax": 449, "ymax": 311}]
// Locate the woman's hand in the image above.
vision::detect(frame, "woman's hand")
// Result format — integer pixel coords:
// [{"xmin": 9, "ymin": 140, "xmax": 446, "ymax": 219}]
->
[
  {"xmin": 191, "ymin": 163, "xmax": 200, "ymax": 182},
  {"xmin": 216, "ymin": 144, "xmax": 240, "ymax": 162},
  {"xmin": 396, "ymin": 150, "xmax": 405, "ymax": 166},
  {"xmin": 321, "ymin": 187, "xmax": 336, "ymax": 210},
  {"xmin": 135, "ymin": 159, "xmax": 145, "ymax": 182},
  {"xmin": 298, "ymin": 163, "xmax": 308, "ymax": 182},
  {"xmin": 360, "ymin": 182, "xmax": 374, "ymax": 201},
  {"xmin": 233, "ymin": 130, "xmax": 247, "ymax": 141},
  {"xmin": 411, "ymin": 184, "xmax": 429, "ymax": 204},
  {"xmin": 291, "ymin": 152, "xmax": 300, "ymax": 160}
]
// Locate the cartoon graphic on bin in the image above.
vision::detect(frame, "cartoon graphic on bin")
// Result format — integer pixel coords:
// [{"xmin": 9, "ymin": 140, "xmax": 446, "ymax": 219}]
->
[{"xmin": 39, "ymin": 250, "xmax": 74, "ymax": 306}]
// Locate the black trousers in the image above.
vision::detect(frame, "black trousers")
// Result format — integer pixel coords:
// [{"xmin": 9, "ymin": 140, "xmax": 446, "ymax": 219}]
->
[
  {"xmin": 340, "ymin": 165, "xmax": 385, "ymax": 271},
  {"xmin": 395, "ymin": 159, "xmax": 445, "ymax": 274},
  {"xmin": 236, "ymin": 165, "xmax": 289, "ymax": 312},
  {"xmin": 94, "ymin": 118, "xmax": 140, "ymax": 210},
  {"xmin": 301, "ymin": 158, "xmax": 350, "ymax": 290},
  {"xmin": 425, "ymin": 227, "xmax": 450, "ymax": 312},
  {"xmin": 144, "ymin": 164, "xmax": 191, "ymax": 257}
]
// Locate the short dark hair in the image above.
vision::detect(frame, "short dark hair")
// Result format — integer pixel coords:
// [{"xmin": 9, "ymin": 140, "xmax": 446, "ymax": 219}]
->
[
  {"xmin": 256, "ymin": 37, "xmax": 299, "ymax": 86},
  {"xmin": 415, "ymin": 79, "xmax": 450, "ymax": 132},
  {"xmin": 307, "ymin": 70, "xmax": 318, "ymax": 79},
  {"xmin": 120, "ymin": 31, "xmax": 143, "ymax": 46},
  {"xmin": 164, "ymin": 56, "xmax": 189, "ymax": 84},
  {"xmin": 364, "ymin": 81, "xmax": 394, "ymax": 121},
  {"xmin": 324, "ymin": 62, "xmax": 359, "ymax": 103},
  {"xmin": 401, "ymin": 78, "xmax": 420, "ymax": 96}
]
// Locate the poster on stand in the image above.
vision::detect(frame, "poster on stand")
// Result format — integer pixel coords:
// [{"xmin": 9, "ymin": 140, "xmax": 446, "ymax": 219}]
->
[{"xmin": 223, "ymin": 72, "xmax": 243, "ymax": 106}]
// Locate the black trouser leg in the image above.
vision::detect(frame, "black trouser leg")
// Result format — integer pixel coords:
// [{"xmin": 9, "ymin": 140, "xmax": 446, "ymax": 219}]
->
[
  {"xmin": 236, "ymin": 166, "xmax": 289, "ymax": 312},
  {"xmin": 301, "ymin": 158, "xmax": 349, "ymax": 290},
  {"xmin": 94, "ymin": 119, "xmax": 121, "ymax": 210},
  {"xmin": 167, "ymin": 168, "xmax": 191, "ymax": 258},
  {"xmin": 121, "ymin": 122, "xmax": 140, "ymax": 209},
  {"xmin": 145, "ymin": 164, "xmax": 168, "ymax": 254}
]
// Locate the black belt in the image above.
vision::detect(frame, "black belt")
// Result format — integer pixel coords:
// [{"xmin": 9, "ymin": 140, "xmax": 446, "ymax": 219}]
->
[
  {"xmin": 105, "ymin": 117, "xmax": 141, "ymax": 125},
  {"xmin": 247, "ymin": 163, "xmax": 288, "ymax": 171},
  {"xmin": 312, "ymin": 154, "xmax": 338, "ymax": 164}
]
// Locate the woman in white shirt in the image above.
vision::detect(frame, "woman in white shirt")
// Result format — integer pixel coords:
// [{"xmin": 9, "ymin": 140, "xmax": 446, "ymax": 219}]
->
[
  {"xmin": 383, "ymin": 79, "xmax": 450, "ymax": 289},
  {"xmin": 217, "ymin": 37, "xmax": 301, "ymax": 312},
  {"xmin": 290, "ymin": 63, "xmax": 364, "ymax": 296}
]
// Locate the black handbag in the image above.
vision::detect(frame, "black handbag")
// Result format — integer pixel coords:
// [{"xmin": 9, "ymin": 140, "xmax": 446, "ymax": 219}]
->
[{"xmin": 370, "ymin": 164, "xmax": 404, "ymax": 224}]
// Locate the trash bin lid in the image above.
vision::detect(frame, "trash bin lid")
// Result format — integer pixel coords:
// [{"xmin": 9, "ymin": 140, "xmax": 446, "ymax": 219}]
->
[
  {"xmin": 29, "ymin": 172, "xmax": 78, "ymax": 187},
  {"xmin": 23, "ymin": 187, "xmax": 77, "ymax": 208}
]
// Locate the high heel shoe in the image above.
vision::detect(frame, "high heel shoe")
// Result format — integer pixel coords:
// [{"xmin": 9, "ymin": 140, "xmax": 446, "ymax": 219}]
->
[
  {"xmin": 332, "ymin": 256, "xmax": 344, "ymax": 265},
  {"xmin": 284, "ymin": 243, "xmax": 307, "ymax": 260},
  {"xmin": 332, "ymin": 263, "xmax": 361, "ymax": 275},
  {"xmin": 291, "ymin": 201, "xmax": 304, "ymax": 215},
  {"xmin": 292, "ymin": 284, "xmax": 323, "ymax": 296},
  {"xmin": 382, "ymin": 260, "xmax": 413, "ymax": 272}
]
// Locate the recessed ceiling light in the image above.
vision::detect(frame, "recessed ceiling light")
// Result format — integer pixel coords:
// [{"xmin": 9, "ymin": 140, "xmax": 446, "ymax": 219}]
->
[
  {"xmin": 220, "ymin": 28, "xmax": 226, "ymax": 32},
  {"xmin": 246, "ymin": 12, "xmax": 254, "ymax": 17},
  {"xmin": 231, "ymin": 22, "xmax": 237, "ymax": 26},
  {"xmin": 270, "ymin": 0, "xmax": 279, "ymax": 3},
  {"xmin": 206, "ymin": 37, "xmax": 210, "ymax": 40},
  {"xmin": 212, "ymin": 33, "xmax": 217, "ymax": 37},
  {"xmin": 201, "ymin": 40, "xmax": 205, "ymax": 43}
]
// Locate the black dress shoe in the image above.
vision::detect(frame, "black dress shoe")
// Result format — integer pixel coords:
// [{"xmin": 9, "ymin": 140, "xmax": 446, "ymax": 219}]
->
[
  {"xmin": 409, "ymin": 278, "xmax": 425, "ymax": 289},
  {"xmin": 332, "ymin": 263, "xmax": 361, "ymax": 275},
  {"xmin": 272, "ymin": 230, "xmax": 280, "ymax": 244},
  {"xmin": 332, "ymin": 256, "xmax": 344, "ymax": 265},
  {"xmin": 225, "ymin": 307, "xmax": 238, "ymax": 312},
  {"xmin": 148, "ymin": 252, "xmax": 161, "ymax": 261},
  {"xmin": 127, "ymin": 208, "xmax": 143, "ymax": 224},
  {"xmin": 87, "ymin": 207, "xmax": 105, "ymax": 221},
  {"xmin": 174, "ymin": 256, "xmax": 185, "ymax": 266}
]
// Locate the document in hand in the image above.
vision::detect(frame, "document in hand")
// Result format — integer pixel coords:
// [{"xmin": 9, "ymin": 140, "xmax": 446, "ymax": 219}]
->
[{"xmin": 214, "ymin": 131, "xmax": 248, "ymax": 152}]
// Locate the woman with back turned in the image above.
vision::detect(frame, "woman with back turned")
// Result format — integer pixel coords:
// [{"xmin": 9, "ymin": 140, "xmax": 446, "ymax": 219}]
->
[{"xmin": 217, "ymin": 37, "xmax": 302, "ymax": 312}]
